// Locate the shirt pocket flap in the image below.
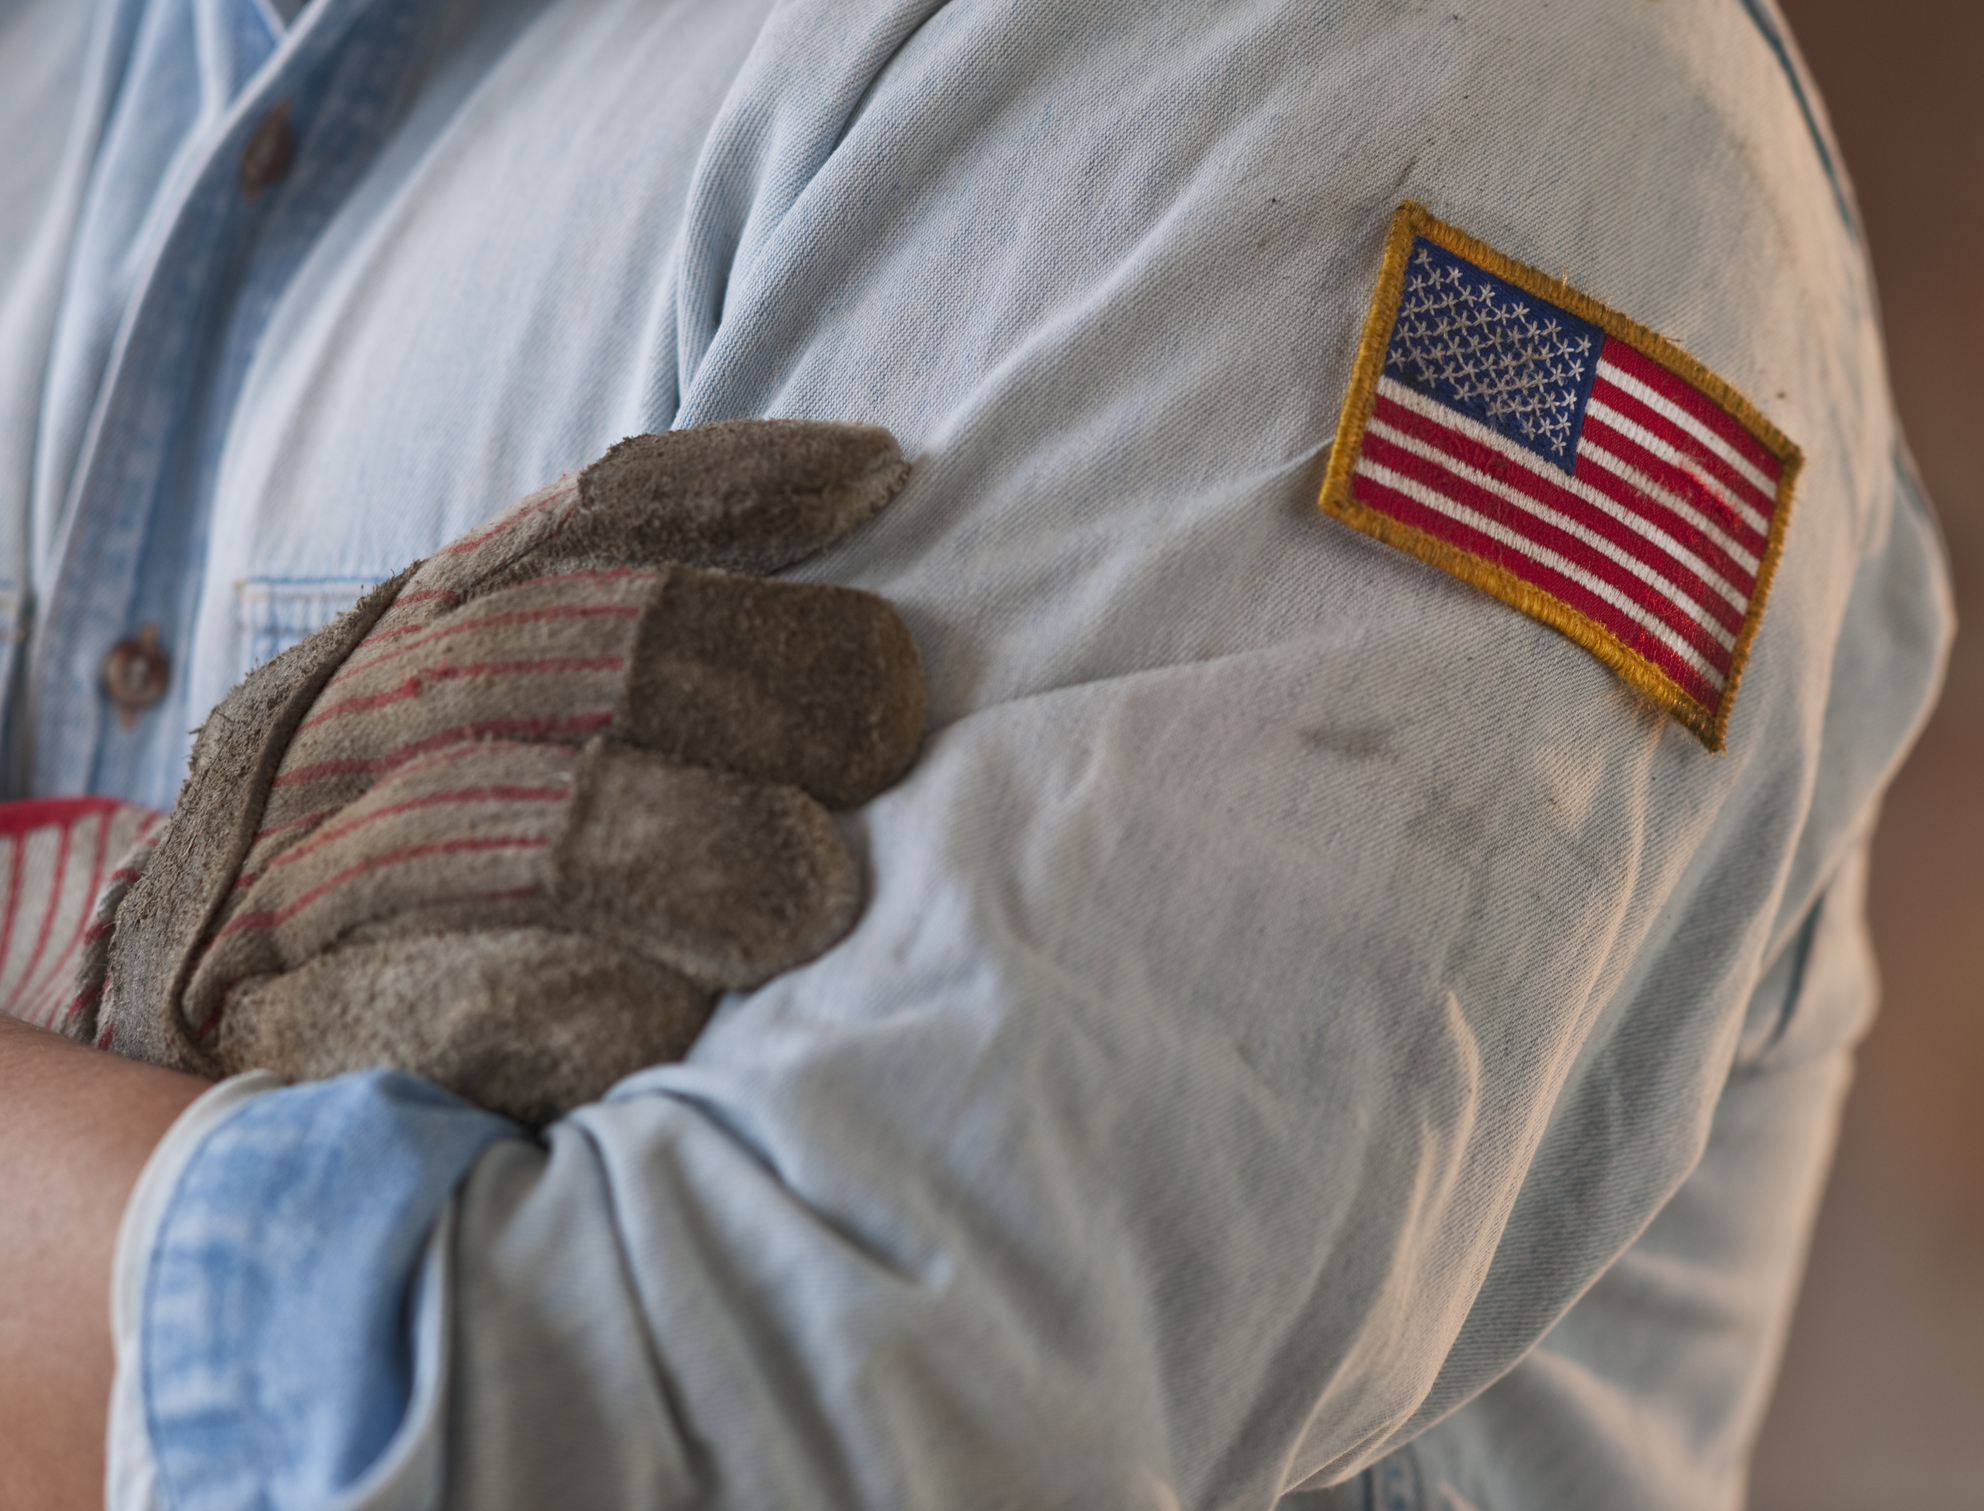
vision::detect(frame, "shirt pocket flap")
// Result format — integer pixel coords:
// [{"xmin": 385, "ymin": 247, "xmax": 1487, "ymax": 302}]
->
[{"xmin": 237, "ymin": 578, "xmax": 379, "ymax": 670}]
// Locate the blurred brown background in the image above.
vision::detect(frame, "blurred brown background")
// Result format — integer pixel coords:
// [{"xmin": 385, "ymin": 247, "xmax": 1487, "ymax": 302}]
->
[{"xmin": 1749, "ymin": 3, "xmax": 1984, "ymax": 1508}]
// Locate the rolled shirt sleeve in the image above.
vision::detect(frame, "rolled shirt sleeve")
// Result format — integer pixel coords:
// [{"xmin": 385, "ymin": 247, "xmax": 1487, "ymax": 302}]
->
[{"xmin": 109, "ymin": 1072, "xmax": 520, "ymax": 1511}]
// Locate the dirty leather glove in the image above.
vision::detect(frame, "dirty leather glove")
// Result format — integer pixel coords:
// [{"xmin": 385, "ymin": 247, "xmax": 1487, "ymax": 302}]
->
[{"xmin": 68, "ymin": 420, "xmax": 923, "ymax": 1124}]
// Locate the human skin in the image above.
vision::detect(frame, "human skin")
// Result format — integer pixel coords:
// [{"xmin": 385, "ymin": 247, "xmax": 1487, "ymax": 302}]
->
[{"xmin": 0, "ymin": 1018, "xmax": 208, "ymax": 1510}]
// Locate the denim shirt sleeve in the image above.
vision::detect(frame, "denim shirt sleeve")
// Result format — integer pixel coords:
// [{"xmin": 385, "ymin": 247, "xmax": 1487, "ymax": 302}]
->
[
  {"xmin": 65, "ymin": 0, "xmax": 1949, "ymax": 1507},
  {"xmin": 108, "ymin": 1071, "xmax": 521, "ymax": 1511}
]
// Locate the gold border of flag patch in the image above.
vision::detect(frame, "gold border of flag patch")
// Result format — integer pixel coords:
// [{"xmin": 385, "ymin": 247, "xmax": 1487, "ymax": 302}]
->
[{"xmin": 1319, "ymin": 202, "xmax": 1802, "ymax": 752}]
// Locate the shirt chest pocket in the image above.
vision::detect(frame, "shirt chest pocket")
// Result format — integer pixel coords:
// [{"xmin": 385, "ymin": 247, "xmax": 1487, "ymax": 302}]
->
[{"xmin": 236, "ymin": 578, "xmax": 379, "ymax": 670}]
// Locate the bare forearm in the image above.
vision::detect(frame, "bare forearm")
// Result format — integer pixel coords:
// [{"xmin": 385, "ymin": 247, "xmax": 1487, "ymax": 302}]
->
[{"xmin": 0, "ymin": 1018, "xmax": 208, "ymax": 1510}]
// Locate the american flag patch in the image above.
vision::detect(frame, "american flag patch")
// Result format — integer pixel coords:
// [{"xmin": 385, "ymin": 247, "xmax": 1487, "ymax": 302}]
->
[{"xmin": 1321, "ymin": 204, "xmax": 1800, "ymax": 750}]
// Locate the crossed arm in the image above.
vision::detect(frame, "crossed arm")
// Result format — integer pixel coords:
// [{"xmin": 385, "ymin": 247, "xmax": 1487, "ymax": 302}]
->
[{"xmin": 0, "ymin": 1019, "xmax": 207, "ymax": 1511}]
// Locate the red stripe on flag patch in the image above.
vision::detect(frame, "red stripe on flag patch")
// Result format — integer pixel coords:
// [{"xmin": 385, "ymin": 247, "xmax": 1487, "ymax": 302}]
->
[
  {"xmin": 1574, "ymin": 412, "xmax": 1770, "ymax": 571},
  {"xmin": 1599, "ymin": 339, "xmax": 1782, "ymax": 481},
  {"xmin": 1319, "ymin": 203, "xmax": 1801, "ymax": 751},
  {"xmin": 1587, "ymin": 373, "xmax": 1775, "ymax": 535}
]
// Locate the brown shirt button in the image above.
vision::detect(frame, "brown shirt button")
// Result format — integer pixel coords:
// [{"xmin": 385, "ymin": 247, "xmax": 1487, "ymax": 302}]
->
[
  {"xmin": 104, "ymin": 625, "xmax": 171, "ymax": 728},
  {"xmin": 239, "ymin": 102, "xmax": 296, "ymax": 199}
]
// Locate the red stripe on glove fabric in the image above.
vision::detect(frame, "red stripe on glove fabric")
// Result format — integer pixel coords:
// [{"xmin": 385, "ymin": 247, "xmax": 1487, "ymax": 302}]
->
[{"xmin": 0, "ymin": 799, "xmax": 162, "ymax": 1029}]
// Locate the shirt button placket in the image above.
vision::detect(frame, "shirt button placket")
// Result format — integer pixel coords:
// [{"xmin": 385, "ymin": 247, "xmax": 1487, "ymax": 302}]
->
[{"xmin": 85, "ymin": 95, "xmax": 296, "ymax": 751}]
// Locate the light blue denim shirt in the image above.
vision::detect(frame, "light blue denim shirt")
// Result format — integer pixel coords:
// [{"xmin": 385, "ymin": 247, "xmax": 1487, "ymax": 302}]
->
[{"xmin": 0, "ymin": 0, "xmax": 1951, "ymax": 1507}]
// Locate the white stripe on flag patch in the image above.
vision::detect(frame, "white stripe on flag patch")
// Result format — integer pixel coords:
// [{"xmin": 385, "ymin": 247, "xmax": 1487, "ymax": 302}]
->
[
  {"xmin": 1575, "ymin": 433, "xmax": 1764, "ymax": 579},
  {"xmin": 1583, "ymin": 393, "xmax": 1773, "ymax": 540},
  {"xmin": 1593, "ymin": 359, "xmax": 1779, "ymax": 505}
]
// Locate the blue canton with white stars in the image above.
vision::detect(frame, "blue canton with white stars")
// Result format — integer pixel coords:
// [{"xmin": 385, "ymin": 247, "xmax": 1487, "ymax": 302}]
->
[{"xmin": 1382, "ymin": 237, "xmax": 1604, "ymax": 474}]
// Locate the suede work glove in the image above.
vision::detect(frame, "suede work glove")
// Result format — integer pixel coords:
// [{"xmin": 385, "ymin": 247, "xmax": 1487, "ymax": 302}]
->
[{"xmin": 70, "ymin": 421, "xmax": 923, "ymax": 1124}]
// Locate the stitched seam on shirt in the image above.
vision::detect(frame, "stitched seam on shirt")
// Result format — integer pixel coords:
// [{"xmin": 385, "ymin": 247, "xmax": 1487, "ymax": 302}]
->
[
  {"xmin": 1737, "ymin": 897, "xmax": 1822, "ymax": 1074},
  {"xmin": 1734, "ymin": 0, "xmax": 1858, "ymax": 234}
]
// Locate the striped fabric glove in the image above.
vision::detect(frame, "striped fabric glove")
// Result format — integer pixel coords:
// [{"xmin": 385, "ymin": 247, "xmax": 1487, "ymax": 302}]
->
[
  {"xmin": 70, "ymin": 421, "xmax": 924, "ymax": 1124},
  {"xmin": 0, "ymin": 798, "xmax": 161, "ymax": 1031}
]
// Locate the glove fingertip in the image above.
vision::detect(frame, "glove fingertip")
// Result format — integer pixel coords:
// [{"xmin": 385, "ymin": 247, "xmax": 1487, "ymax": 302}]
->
[
  {"xmin": 215, "ymin": 931, "xmax": 713, "ymax": 1127},
  {"xmin": 575, "ymin": 419, "xmax": 911, "ymax": 574}
]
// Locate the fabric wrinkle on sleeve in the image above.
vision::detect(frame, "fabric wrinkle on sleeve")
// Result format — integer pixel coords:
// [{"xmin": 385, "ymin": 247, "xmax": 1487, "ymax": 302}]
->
[{"xmin": 1380, "ymin": 832, "xmax": 1885, "ymax": 1511}]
